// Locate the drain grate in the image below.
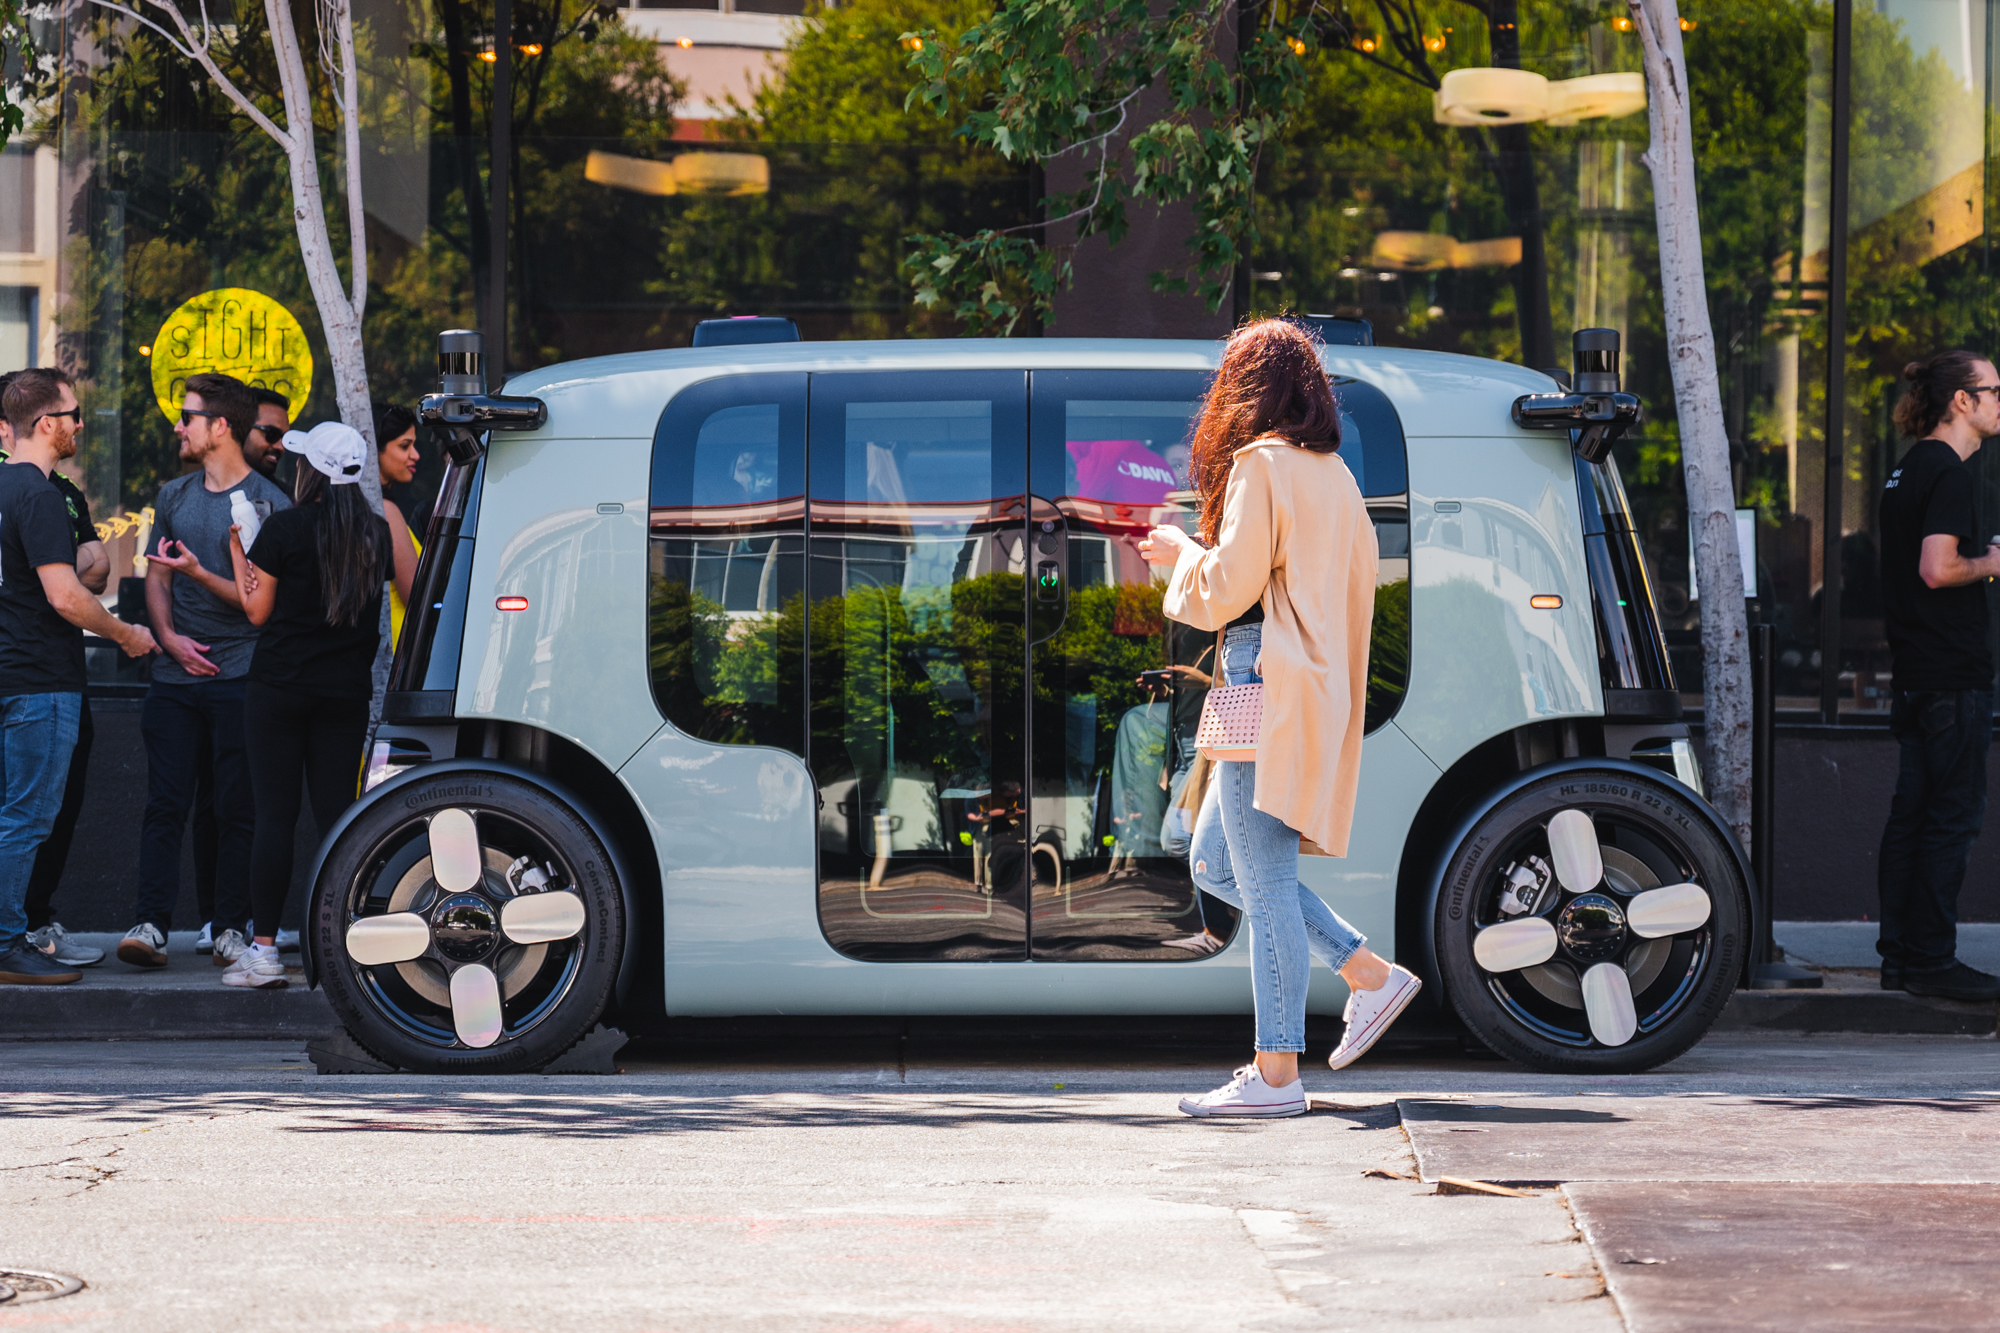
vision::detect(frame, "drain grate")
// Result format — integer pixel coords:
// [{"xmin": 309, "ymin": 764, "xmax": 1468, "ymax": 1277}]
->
[{"xmin": 0, "ymin": 1269, "xmax": 84, "ymax": 1303}]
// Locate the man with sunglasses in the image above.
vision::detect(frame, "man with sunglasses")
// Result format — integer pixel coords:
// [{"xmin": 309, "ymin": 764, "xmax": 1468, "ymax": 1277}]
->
[
  {"xmin": 0, "ymin": 370, "xmax": 113, "ymax": 971},
  {"xmin": 118, "ymin": 373, "xmax": 289, "ymax": 973},
  {"xmin": 0, "ymin": 369, "xmax": 157, "ymax": 985},
  {"xmin": 1876, "ymin": 349, "xmax": 2000, "ymax": 1003},
  {"xmin": 245, "ymin": 388, "xmax": 290, "ymax": 481}
]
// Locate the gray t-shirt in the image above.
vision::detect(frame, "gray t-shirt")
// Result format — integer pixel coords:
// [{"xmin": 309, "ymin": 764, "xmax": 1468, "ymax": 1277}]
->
[{"xmin": 149, "ymin": 469, "xmax": 291, "ymax": 684}]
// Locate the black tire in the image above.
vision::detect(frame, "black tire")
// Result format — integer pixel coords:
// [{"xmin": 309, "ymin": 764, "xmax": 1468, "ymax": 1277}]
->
[
  {"xmin": 313, "ymin": 770, "xmax": 625, "ymax": 1074},
  {"xmin": 1435, "ymin": 769, "xmax": 1747, "ymax": 1074}
]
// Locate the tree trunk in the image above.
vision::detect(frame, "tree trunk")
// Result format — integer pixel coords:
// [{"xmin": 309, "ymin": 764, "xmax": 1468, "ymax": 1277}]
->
[{"xmin": 1631, "ymin": 0, "xmax": 1751, "ymax": 852}]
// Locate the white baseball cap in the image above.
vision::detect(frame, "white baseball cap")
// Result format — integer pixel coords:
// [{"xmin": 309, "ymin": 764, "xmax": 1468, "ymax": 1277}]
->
[{"xmin": 283, "ymin": 421, "xmax": 367, "ymax": 485}]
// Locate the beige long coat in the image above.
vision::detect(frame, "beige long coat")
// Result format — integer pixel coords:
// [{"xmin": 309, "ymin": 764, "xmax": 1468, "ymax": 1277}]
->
[{"xmin": 1162, "ymin": 438, "xmax": 1378, "ymax": 856}]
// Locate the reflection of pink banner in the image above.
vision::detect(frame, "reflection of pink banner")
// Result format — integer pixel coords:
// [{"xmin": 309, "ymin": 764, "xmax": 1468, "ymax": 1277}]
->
[{"xmin": 1068, "ymin": 440, "xmax": 1179, "ymax": 506}]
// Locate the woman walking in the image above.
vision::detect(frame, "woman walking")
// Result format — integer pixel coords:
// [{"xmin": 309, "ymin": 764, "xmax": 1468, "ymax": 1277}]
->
[
  {"xmin": 1139, "ymin": 320, "xmax": 1421, "ymax": 1117},
  {"xmin": 219, "ymin": 422, "xmax": 391, "ymax": 989}
]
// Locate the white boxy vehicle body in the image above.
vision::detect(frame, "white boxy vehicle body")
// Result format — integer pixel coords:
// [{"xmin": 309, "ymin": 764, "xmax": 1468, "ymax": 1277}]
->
[{"xmin": 308, "ymin": 335, "xmax": 1753, "ymax": 1075}]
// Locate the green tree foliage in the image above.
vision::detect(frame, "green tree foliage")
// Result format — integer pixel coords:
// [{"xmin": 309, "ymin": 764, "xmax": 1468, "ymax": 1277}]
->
[{"xmin": 902, "ymin": 0, "xmax": 1321, "ymax": 333}]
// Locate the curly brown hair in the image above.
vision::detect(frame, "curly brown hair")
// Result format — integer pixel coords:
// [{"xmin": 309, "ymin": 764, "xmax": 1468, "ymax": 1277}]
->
[{"xmin": 1188, "ymin": 320, "xmax": 1341, "ymax": 545}]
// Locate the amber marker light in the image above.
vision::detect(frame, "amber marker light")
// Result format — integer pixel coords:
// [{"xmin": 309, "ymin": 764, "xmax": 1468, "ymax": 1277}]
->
[
  {"xmin": 1530, "ymin": 594, "xmax": 1563, "ymax": 610},
  {"xmin": 497, "ymin": 596, "xmax": 530, "ymax": 612}
]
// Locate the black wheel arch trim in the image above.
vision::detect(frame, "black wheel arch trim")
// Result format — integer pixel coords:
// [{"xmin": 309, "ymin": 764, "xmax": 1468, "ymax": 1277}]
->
[
  {"xmin": 1405, "ymin": 757, "xmax": 1759, "ymax": 1003},
  {"xmin": 300, "ymin": 756, "xmax": 644, "ymax": 1005}
]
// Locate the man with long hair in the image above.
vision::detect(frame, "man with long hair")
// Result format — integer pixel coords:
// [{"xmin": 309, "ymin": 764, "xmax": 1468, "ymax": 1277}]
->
[{"xmin": 1875, "ymin": 350, "xmax": 2000, "ymax": 1002}]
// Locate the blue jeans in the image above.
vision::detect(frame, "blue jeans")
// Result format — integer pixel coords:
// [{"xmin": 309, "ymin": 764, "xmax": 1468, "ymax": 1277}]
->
[
  {"xmin": 0, "ymin": 691, "xmax": 81, "ymax": 944},
  {"xmin": 1878, "ymin": 688, "xmax": 1991, "ymax": 973},
  {"xmin": 1188, "ymin": 624, "xmax": 1365, "ymax": 1052}
]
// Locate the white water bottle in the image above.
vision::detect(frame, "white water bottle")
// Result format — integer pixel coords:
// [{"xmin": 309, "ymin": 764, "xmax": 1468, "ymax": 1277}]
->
[{"xmin": 229, "ymin": 490, "xmax": 262, "ymax": 552}]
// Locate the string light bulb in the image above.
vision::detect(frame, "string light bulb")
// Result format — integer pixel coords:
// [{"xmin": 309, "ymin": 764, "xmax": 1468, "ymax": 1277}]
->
[
  {"xmin": 1679, "ymin": 16, "xmax": 1696, "ymax": 30},
  {"xmin": 1287, "ymin": 35, "xmax": 1306, "ymax": 55},
  {"xmin": 477, "ymin": 48, "xmax": 496, "ymax": 61},
  {"xmin": 1611, "ymin": 14, "xmax": 1633, "ymax": 31},
  {"xmin": 518, "ymin": 42, "xmax": 542, "ymax": 54},
  {"xmin": 1355, "ymin": 34, "xmax": 1379, "ymax": 53},
  {"xmin": 676, "ymin": 35, "xmax": 692, "ymax": 46},
  {"xmin": 1424, "ymin": 32, "xmax": 1446, "ymax": 52}
]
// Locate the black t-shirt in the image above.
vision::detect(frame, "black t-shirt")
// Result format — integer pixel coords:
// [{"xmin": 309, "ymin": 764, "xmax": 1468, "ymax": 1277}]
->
[
  {"xmin": 0, "ymin": 462, "xmax": 84, "ymax": 694},
  {"xmin": 0, "ymin": 452, "xmax": 97, "ymax": 548},
  {"xmin": 245, "ymin": 502, "xmax": 385, "ymax": 699},
  {"xmin": 1879, "ymin": 438, "xmax": 1994, "ymax": 691}
]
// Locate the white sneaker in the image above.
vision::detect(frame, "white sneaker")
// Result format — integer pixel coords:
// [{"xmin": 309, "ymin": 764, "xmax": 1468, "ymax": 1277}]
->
[
  {"xmin": 221, "ymin": 941, "xmax": 288, "ymax": 989},
  {"xmin": 211, "ymin": 929, "xmax": 249, "ymax": 967},
  {"xmin": 116, "ymin": 923, "xmax": 169, "ymax": 968},
  {"xmin": 247, "ymin": 926, "xmax": 301, "ymax": 952},
  {"xmin": 195, "ymin": 922, "xmax": 214, "ymax": 954},
  {"xmin": 1178, "ymin": 1064, "xmax": 1308, "ymax": 1119},
  {"xmin": 1327, "ymin": 965, "xmax": 1423, "ymax": 1071},
  {"xmin": 28, "ymin": 923, "xmax": 104, "ymax": 967}
]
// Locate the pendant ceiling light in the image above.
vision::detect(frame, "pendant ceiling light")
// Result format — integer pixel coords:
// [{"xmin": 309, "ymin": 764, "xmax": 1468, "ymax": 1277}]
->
[
  {"xmin": 1546, "ymin": 72, "xmax": 1647, "ymax": 126},
  {"xmin": 1432, "ymin": 67, "xmax": 1646, "ymax": 127},
  {"xmin": 1371, "ymin": 231, "xmax": 1524, "ymax": 270},
  {"xmin": 1433, "ymin": 67, "xmax": 1550, "ymax": 125}
]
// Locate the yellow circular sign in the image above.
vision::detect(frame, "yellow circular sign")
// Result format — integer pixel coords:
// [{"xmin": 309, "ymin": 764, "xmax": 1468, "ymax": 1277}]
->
[{"xmin": 150, "ymin": 288, "xmax": 313, "ymax": 423}]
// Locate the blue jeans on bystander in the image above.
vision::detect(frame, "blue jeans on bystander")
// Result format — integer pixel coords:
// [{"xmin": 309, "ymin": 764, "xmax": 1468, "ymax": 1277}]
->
[
  {"xmin": 1186, "ymin": 624, "xmax": 1365, "ymax": 1052},
  {"xmin": 0, "ymin": 691, "xmax": 82, "ymax": 945}
]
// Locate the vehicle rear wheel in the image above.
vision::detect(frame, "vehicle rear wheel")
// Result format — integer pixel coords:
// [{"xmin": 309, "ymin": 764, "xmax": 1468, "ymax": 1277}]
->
[
  {"xmin": 313, "ymin": 771, "xmax": 625, "ymax": 1074},
  {"xmin": 1435, "ymin": 769, "xmax": 1747, "ymax": 1074}
]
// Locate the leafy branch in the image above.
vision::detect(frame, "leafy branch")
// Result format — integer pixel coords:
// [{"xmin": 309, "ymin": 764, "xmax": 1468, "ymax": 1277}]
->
[{"xmin": 901, "ymin": 0, "xmax": 1323, "ymax": 333}]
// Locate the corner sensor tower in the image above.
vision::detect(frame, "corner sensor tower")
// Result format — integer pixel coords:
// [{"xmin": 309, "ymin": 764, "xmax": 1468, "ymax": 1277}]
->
[
  {"xmin": 1510, "ymin": 328, "xmax": 1643, "ymax": 464},
  {"xmin": 420, "ymin": 329, "xmax": 549, "ymax": 464}
]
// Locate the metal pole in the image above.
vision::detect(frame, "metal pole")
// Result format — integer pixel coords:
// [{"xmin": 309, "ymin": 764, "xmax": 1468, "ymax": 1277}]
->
[
  {"xmin": 1750, "ymin": 621, "xmax": 1821, "ymax": 988},
  {"xmin": 487, "ymin": 0, "xmax": 511, "ymax": 385},
  {"xmin": 1818, "ymin": 0, "xmax": 1852, "ymax": 723}
]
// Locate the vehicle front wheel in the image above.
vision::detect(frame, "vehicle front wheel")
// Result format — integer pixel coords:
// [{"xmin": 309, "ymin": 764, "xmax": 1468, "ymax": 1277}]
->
[
  {"xmin": 1435, "ymin": 769, "xmax": 1747, "ymax": 1074},
  {"xmin": 313, "ymin": 771, "xmax": 625, "ymax": 1074}
]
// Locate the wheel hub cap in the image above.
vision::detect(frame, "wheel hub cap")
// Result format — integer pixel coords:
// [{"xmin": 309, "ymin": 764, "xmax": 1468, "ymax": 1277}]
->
[
  {"xmin": 432, "ymin": 893, "xmax": 500, "ymax": 963},
  {"xmin": 1556, "ymin": 892, "xmax": 1626, "ymax": 962}
]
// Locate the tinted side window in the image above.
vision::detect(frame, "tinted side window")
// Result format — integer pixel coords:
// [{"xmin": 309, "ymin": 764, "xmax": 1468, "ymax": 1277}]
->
[
  {"xmin": 1334, "ymin": 375, "xmax": 1409, "ymax": 499},
  {"xmin": 647, "ymin": 374, "xmax": 807, "ymax": 752},
  {"xmin": 1335, "ymin": 377, "xmax": 1412, "ymax": 731}
]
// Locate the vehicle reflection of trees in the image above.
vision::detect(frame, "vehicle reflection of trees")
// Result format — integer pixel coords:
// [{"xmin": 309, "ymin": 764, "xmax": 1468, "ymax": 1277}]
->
[
  {"xmin": 1367, "ymin": 577, "xmax": 1411, "ymax": 731},
  {"xmin": 647, "ymin": 579, "xmax": 807, "ymax": 749}
]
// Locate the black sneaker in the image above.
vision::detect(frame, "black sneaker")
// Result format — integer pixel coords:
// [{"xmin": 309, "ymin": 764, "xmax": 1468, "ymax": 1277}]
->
[
  {"xmin": 1903, "ymin": 961, "xmax": 2000, "ymax": 1003},
  {"xmin": 1881, "ymin": 963, "xmax": 1905, "ymax": 991},
  {"xmin": 0, "ymin": 938, "xmax": 83, "ymax": 985}
]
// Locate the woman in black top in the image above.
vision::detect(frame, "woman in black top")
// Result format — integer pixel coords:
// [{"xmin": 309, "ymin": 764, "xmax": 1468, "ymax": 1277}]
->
[{"xmin": 222, "ymin": 422, "xmax": 391, "ymax": 989}]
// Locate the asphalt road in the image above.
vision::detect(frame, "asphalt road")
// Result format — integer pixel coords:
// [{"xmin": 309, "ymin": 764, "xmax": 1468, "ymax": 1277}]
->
[{"xmin": 1, "ymin": 1031, "xmax": 1995, "ymax": 1332}]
